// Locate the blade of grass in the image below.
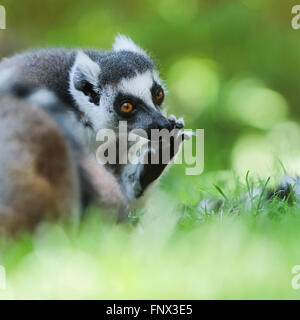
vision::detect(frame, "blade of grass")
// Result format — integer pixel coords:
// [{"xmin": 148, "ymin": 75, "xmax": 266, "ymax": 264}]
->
[
  {"xmin": 287, "ymin": 183, "xmax": 296, "ymax": 204},
  {"xmin": 214, "ymin": 184, "xmax": 228, "ymax": 201},
  {"xmin": 256, "ymin": 176, "xmax": 271, "ymax": 213},
  {"xmin": 276, "ymin": 157, "xmax": 287, "ymax": 175},
  {"xmin": 245, "ymin": 170, "xmax": 253, "ymax": 204}
]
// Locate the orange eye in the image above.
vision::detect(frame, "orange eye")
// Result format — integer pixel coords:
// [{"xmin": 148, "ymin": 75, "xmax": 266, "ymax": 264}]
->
[
  {"xmin": 120, "ymin": 102, "xmax": 133, "ymax": 113},
  {"xmin": 156, "ymin": 90, "xmax": 164, "ymax": 101}
]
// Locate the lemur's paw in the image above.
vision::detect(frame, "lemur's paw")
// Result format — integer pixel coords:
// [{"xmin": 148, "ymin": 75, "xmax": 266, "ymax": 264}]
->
[
  {"xmin": 168, "ymin": 114, "xmax": 184, "ymax": 130},
  {"xmin": 168, "ymin": 114, "xmax": 191, "ymax": 142},
  {"xmin": 125, "ymin": 115, "xmax": 188, "ymax": 199}
]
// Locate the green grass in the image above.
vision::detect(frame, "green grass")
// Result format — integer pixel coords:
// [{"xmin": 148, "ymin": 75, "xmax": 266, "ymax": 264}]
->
[{"xmin": 1, "ymin": 168, "xmax": 300, "ymax": 299}]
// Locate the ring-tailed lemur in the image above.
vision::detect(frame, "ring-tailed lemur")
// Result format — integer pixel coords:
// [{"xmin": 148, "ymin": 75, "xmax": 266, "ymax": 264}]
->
[{"xmin": 0, "ymin": 35, "xmax": 186, "ymax": 203}]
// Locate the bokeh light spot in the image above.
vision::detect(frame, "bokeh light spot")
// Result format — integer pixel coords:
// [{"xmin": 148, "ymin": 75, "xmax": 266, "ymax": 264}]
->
[
  {"xmin": 232, "ymin": 122, "xmax": 300, "ymax": 177},
  {"xmin": 232, "ymin": 134, "xmax": 273, "ymax": 178},
  {"xmin": 156, "ymin": 0, "xmax": 199, "ymax": 25},
  {"xmin": 168, "ymin": 58, "xmax": 219, "ymax": 119},
  {"xmin": 241, "ymin": 0, "xmax": 269, "ymax": 9},
  {"xmin": 225, "ymin": 78, "xmax": 288, "ymax": 130}
]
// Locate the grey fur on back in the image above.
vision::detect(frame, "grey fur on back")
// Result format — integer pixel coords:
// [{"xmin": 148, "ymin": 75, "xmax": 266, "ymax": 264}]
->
[
  {"xmin": 0, "ymin": 48, "xmax": 154, "ymax": 108},
  {"xmin": 0, "ymin": 49, "xmax": 76, "ymax": 106}
]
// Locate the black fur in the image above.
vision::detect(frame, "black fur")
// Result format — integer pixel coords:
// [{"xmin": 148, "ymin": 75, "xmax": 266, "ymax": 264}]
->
[{"xmin": 86, "ymin": 50, "xmax": 154, "ymax": 85}]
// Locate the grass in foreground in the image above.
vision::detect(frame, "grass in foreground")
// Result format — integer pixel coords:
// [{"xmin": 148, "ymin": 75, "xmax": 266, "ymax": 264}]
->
[{"xmin": 1, "ymin": 168, "xmax": 300, "ymax": 299}]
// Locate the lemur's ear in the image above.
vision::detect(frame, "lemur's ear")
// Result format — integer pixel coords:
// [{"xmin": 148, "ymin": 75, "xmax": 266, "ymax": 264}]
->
[
  {"xmin": 113, "ymin": 34, "xmax": 147, "ymax": 56},
  {"xmin": 70, "ymin": 51, "xmax": 101, "ymax": 105}
]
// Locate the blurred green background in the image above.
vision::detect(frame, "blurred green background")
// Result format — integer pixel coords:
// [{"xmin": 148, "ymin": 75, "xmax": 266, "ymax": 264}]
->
[
  {"xmin": 2, "ymin": 0, "xmax": 300, "ymax": 300},
  {"xmin": 1, "ymin": 0, "xmax": 300, "ymax": 178}
]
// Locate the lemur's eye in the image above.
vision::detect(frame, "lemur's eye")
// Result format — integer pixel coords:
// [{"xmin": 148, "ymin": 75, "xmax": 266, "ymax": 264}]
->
[
  {"xmin": 151, "ymin": 83, "xmax": 165, "ymax": 106},
  {"xmin": 120, "ymin": 102, "xmax": 133, "ymax": 113},
  {"xmin": 155, "ymin": 89, "xmax": 164, "ymax": 101}
]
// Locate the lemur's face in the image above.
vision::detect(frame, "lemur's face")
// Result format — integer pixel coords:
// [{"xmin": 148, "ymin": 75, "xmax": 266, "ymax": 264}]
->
[{"xmin": 69, "ymin": 35, "xmax": 171, "ymax": 136}]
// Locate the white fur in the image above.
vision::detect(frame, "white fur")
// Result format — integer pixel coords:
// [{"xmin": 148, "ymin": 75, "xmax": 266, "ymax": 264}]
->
[
  {"xmin": 118, "ymin": 71, "xmax": 157, "ymax": 110},
  {"xmin": 69, "ymin": 80, "xmax": 109, "ymax": 132},
  {"xmin": 69, "ymin": 51, "xmax": 111, "ymax": 132},
  {"xmin": 28, "ymin": 89, "xmax": 58, "ymax": 106},
  {"xmin": 281, "ymin": 175, "xmax": 300, "ymax": 197},
  {"xmin": 121, "ymin": 164, "xmax": 143, "ymax": 201},
  {"xmin": 71, "ymin": 51, "xmax": 100, "ymax": 86},
  {"xmin": 0, "ymin": 68, "xmax": 15, "ymax": 93},
  {"xmin": 113, "ymin": 34, "xmax": 147, "ymax": 57},
  {"xmin": 198, "ymin": 199, "xmax": 219, "ymax": 214},
  {"xmin": 120, "ymin": 136, "xmax": 151, "ymax": 201}
]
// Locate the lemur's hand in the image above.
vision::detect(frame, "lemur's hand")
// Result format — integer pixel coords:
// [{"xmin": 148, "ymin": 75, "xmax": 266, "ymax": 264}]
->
[
  {"xmin": 139, "ymin": 115, "xmax": 186, "ymax": 193},
  {"xmin": 119, "ymin": 115, "xmax": 188, "ymax": 201},
  {"xmin": 168, "ymin": 114, "xmax": 184, "ymax": 130},
  {"xmin": 168, "ymin": 114, "xmax": 191, "ymax": 141}
]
